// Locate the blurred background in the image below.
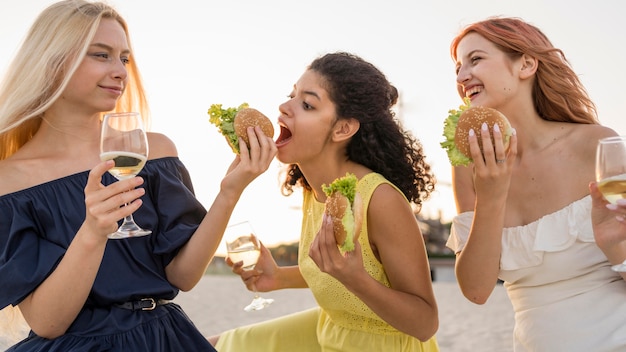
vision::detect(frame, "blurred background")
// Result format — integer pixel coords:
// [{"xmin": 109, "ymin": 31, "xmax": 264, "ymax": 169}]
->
[{"xmin": 2, "ymin": 0, "xmax": 624, "ymax": 254}]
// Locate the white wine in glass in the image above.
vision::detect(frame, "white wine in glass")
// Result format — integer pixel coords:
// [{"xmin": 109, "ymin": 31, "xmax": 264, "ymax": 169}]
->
[
  {"xmin": 225, "ymin": 221, "xmax": 274, "ymax": 311},
  {"xmin": 596, "ymin": 135, "xmax": 626, "ymax": 272},
  {"xmin": 100, "ymin": 112, "xmax": 151, "ymax": 239}
]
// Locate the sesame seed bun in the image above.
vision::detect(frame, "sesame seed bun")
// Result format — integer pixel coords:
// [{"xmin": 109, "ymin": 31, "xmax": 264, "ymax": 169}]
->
[
  {"xmin": 233, "ymin": 108, "xmax": 275, "ymax": 146},
  {"xmin": 454, "ymin": 106, "xmax": 513, "ymax": 159}
]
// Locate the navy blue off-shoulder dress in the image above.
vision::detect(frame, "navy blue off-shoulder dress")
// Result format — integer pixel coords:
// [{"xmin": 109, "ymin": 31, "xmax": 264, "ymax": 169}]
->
[{"xmin": 0, "ymin": 157, "xmax": 217, "ymax": 351}]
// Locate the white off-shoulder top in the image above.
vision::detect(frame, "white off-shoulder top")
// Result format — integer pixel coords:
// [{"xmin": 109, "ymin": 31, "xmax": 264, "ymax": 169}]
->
[{"xmin": 447, "ymin": 196, "xmax": 626, "ymax": 351}]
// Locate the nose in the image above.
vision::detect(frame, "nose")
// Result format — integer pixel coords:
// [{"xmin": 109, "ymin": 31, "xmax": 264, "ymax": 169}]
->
[
  {"xmin": 278, "ymin": 99, "xmax": 290, "ymax": 117},
  {"xmin": 112, "ymin": 58, "xmax": 128, "ymax": 81},
  {"xmin": 456, "ymin": 65, "xmax": 470, "ymax": 99},
  {"xmin": 456, "ymin": 64, "xmax": 471, "ymax": 85}
]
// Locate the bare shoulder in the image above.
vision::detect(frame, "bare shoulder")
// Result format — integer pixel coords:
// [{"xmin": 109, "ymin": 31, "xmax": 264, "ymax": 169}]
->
[
  {"xmin": 576, "ymin": 123, "xmax": 618, "ymax": 140},
  {"xmin": 367, "ymin": 181, "xmax": 424, "ymax": 256},
  {"xmin": 368, "ymin": 183, "xmax": 413, "ymax": 218},
  {"xmin": 147, "ymin": 132, "xmax": 178, "ymax": 160},
  {"xmin": 369, "ymin": 182, "xmax": 404, "ymax": 203},
  {"xmin": 0, "ymin": 158, "xmax": 32, "ymax": 196},
  {"xmin": 568, "ymin": 123, "xmax": 616, "ymax": 156}
]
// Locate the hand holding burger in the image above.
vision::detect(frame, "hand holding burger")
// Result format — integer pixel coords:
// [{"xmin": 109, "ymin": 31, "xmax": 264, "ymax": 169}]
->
[
  {"xmin": 322, "ymin": 173, "xmax": 363, "ymax": 253},
  {"xmin": 441, "ymin": 98, "xmax": 514, "ymax": 166},
  {"xmin": 208, "ymin": 103, "xmax": 275, "ymax": 154}
]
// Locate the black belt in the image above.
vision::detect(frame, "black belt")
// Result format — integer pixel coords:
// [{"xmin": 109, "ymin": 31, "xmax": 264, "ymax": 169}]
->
[{"xmin": 114, "ymin": 298, "xmax": 170, "ymax": 311}]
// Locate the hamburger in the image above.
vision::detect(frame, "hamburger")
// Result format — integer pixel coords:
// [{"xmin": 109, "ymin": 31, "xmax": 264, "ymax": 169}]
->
[
  {"xmin": 441, "ymin": 98, "xmax": 513, "ymax": 166},
  {"xmin": 322, "ymin": 173, "xmax": 363, "ymax": 253},
  {"xmin": 208, "ymin": 103, "xmax": 275, "ymax": 154}
]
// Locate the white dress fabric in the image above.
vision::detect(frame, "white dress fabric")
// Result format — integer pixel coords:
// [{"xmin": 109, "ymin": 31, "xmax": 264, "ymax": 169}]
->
[{"xmin": 447, "ymin": 196, "xmax": 626, "ymax": 352}]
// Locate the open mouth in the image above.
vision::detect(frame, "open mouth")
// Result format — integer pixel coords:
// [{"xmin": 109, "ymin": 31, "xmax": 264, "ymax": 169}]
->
[
  {"xmin": 275, "ymin": 126, "xmax": 292, "ymax": 147},
  {"xmin": 465, "ymin": 86, "xmax": 482, "ymax": 99}
]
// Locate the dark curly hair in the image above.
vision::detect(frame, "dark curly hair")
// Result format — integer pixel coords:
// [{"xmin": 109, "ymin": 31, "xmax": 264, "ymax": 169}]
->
[{"xmin": 280, "ymin": 52, "xmax": 435, "ymax": 209}]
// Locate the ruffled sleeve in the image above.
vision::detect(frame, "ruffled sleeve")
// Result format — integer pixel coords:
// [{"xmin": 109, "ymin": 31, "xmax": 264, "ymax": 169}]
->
[
  {"xmin": 0, "ymin": 176, "xmax": 88, "ymax": 308},
  {"xmin": 142, "ymin": 158, "xmax": 206, "ymax": 266},
  {"xmin": 446, "ymin": 211, "xmax": 474, "ymax": 254},
  {"xmin": 0, "ymin": 201, "xmax": 66, "ymax": 308}
]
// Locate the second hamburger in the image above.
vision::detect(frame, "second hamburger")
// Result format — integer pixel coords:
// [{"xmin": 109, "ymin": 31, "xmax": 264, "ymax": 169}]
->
[
  {"xmin": 441, "ymin": 99, "xmax": 513, "ymax": 166},
  {"xmin": 322, "ymin": 173, "xmax": 363, "ymax": 253}
]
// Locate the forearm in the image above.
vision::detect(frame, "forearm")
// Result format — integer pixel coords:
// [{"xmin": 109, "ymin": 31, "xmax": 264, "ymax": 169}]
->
[
  {"xmin": 19, "ymin": 228, "xmax": 107, "ymax": 338},
  {"xmin": 166, "ymin": 187, "xmax": 242, "ymax": 291},
  {"xmin": 274, "ymin": 265, "xmax": 308, "ymax": 290},
  {"xmin": 455, "ymin": 202, "xmax": 504, "ymax": 304},
  {"xmin": 345, "ymin": 270, "xmax": 438, "ymax": 341}
]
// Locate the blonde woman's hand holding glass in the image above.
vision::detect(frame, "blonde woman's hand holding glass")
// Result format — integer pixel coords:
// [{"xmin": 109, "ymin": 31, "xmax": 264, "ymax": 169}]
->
[
  {"xmin": 99, "ymin": 112, "xmax": 151, "ymax": 238},
  {"xmin": 83, "ymin": 159, "xmax": 146, "ymax": 241}
]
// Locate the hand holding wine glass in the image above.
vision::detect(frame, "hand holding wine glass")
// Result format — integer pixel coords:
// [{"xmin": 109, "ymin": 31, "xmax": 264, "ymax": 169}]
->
[
  {"xmin": 596, "ymin": 135, "xmax": 626, "ymax": 271},
  {"xmin": 225, "ymin": 221, "xmax": 274, "ymax": 311},
  {"xmin": 100, "ymin": 112, "xmax": 151, "ymax": 239}
]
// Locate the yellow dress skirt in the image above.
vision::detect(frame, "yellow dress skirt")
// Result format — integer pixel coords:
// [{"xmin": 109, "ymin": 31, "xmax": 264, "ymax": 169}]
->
[{"xmin": 215, "ymin": 307, "xmax": 439, "ymax": 351}]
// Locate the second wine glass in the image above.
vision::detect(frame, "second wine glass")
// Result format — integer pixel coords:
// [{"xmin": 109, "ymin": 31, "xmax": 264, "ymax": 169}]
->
[
  {"xmin": 225, "ymin": 221, "xmax": 274, "ymax": 311},
  {"xmin": 100, "ymin": 112, "xmax": 151, "ymax": 239},
  {"xmin": 596, "ymin": 135, "xmax": 626, "ymax": 272}
]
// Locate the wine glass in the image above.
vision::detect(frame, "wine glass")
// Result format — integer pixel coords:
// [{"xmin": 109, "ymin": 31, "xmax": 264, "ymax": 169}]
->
[
  {"xmin": 595, "ymin": 135, "xmax": 626, "ymax": 271},
  {"xmin": 225, "ymin": 221, "xmax": 274, "ymax": 311},
  {"xmin": 100, "ymin": 112, "xmax": 151, "ymax": 239}
]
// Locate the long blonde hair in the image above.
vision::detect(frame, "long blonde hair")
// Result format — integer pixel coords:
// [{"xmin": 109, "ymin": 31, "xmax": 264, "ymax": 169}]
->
[{"xmin": 0, "ymin": 0, "xmax": 150, "ymax": 160}]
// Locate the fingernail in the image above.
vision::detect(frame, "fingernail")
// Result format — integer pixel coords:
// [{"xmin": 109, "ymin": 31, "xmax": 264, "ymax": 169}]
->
[
  {"xmin": 607, "ymin": 204, "xmax": 618, "ymax": 210},
  {"xmin": 617, "ymin": 215, "xmax": 625, "ymax": 222},
  {"xmin": 469, "ymin": 128, "xmax": 475, "ymax": 136},
  {"xmin": 494, "ymin": 123, "xmax": 501, "ymax": 133},
  {"xmin": 481, "ymin": 122, "xmax": 488, "ymax": 131},
  {"xmin": 511, "ymin": 128, "xmax": 517, "ymax": 136},
  {"xmin": 616, "ymin": 199, "xmax": 626, "ymax": 206}
]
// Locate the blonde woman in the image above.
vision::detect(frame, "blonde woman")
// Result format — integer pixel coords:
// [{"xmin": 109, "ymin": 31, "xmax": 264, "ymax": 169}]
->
[{"xmin": 0, "ymin": 1, "xmax": 276, "ymax": 350}]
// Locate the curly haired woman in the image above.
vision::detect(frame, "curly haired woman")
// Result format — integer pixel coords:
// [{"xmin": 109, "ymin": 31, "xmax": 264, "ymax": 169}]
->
[{"xmin": 210, "ymin": 52, "xmax": 440, "ymax": 351}]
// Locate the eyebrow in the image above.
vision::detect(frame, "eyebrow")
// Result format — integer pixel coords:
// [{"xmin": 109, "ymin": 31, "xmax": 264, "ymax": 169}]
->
[
  {"xmin": 455, "ymin": 49, "xmax": 488, "ymax": 69},
  {"xmin": 302, "ymin": 90, "xmax": 321, "ymax": 101},
  {"xmin": 463, "ymin": 49, "xmax": 487, "ymax": 59},
  {"xmin": 89, "ymin": 42, "xmax": 130, "ymax": 55}
]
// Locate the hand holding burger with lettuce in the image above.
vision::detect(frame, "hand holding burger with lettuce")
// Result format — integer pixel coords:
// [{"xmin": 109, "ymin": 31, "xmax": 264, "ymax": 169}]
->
[
  {"xmin": 322, "ymin": 173, "xmax": 363, "ymax": 253},
  {"xmin": 208, "ymin": 103, "xmax": 275, "ymax": 154},
  {"xmin": 441, "ymin": 98, "xmax": 514, "ymax": 166}
]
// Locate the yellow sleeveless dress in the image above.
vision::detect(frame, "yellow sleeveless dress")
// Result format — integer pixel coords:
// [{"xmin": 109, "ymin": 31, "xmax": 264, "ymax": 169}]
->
[{"xmin": 216, "ymin": 173, "xmax": 439, "ymax": 351}]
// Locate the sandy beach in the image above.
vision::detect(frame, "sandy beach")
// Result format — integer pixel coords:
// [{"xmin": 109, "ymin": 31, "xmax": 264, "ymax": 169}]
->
[{"xmin": 1, "ymin": 275, "xmax": 515, "ymax": 351}]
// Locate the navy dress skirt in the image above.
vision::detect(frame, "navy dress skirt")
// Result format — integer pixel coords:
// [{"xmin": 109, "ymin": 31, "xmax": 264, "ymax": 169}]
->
[{"xmin": 0, "ymin": 157, "xmax": 217, "ymax": 351}]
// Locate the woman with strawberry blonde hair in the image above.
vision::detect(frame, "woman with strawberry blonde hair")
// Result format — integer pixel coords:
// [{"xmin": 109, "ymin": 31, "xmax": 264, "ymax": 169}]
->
[{"xmin": 447, "ymin": 17, "xmax": 626, "ymax": 351}]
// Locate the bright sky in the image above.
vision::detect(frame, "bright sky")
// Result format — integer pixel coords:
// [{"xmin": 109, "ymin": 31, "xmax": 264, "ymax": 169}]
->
[{"xmin": 2, "ymin": 0, "xmax": 625, "ymax": 253}]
